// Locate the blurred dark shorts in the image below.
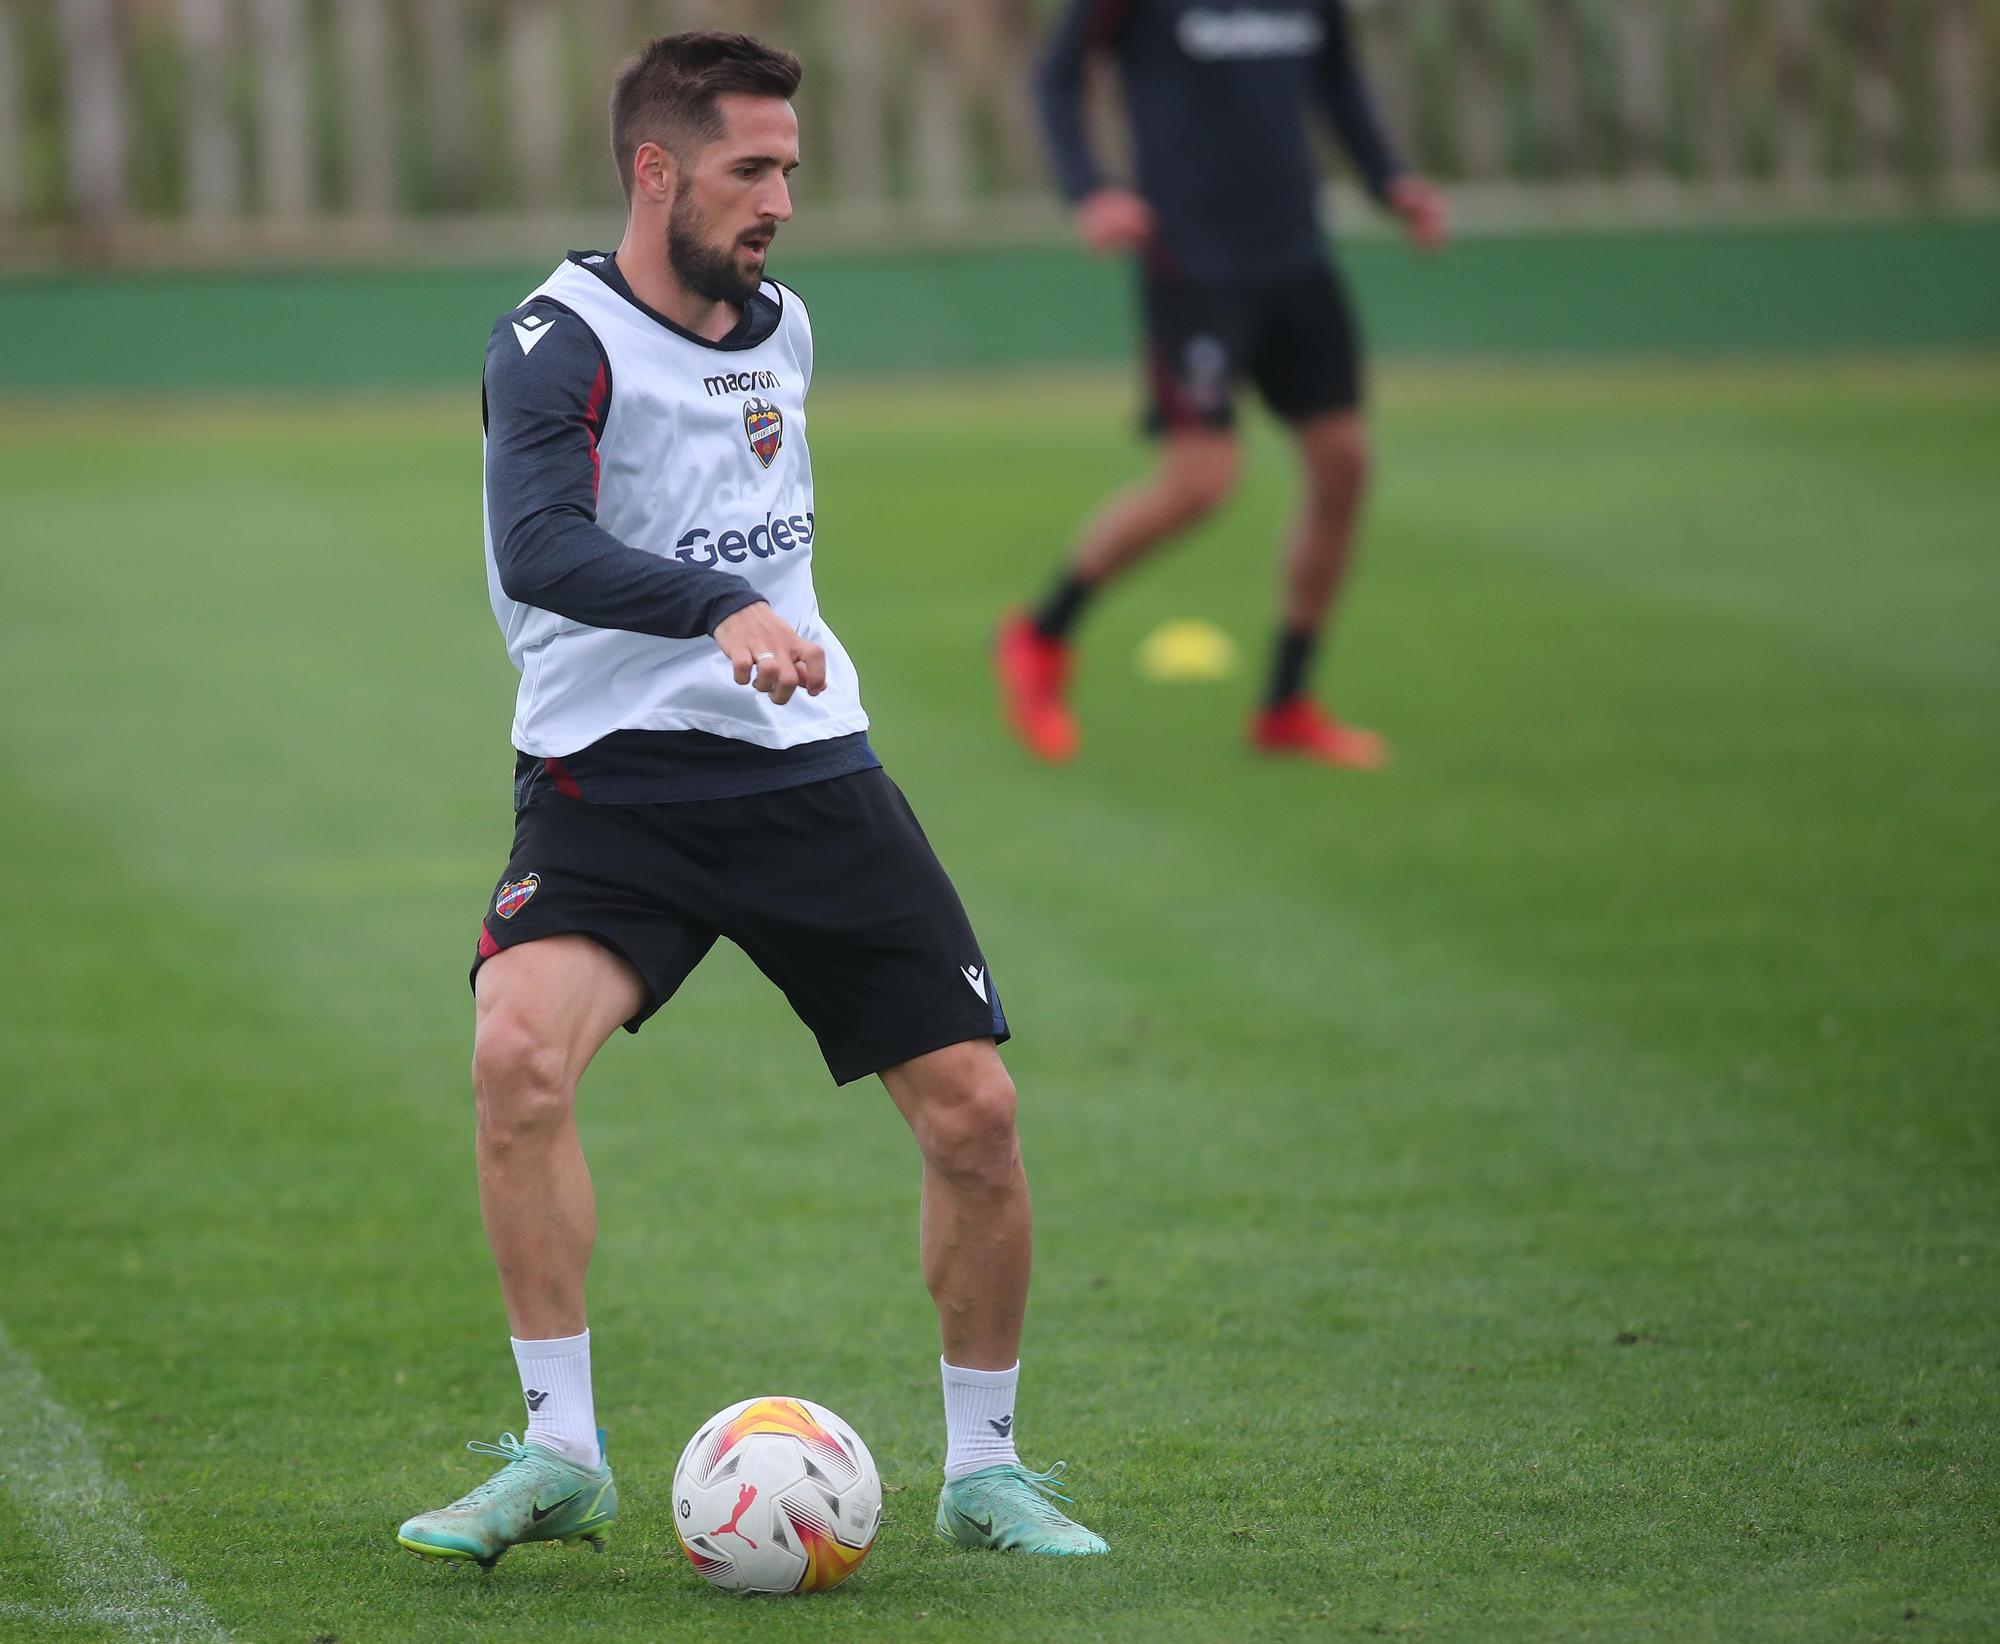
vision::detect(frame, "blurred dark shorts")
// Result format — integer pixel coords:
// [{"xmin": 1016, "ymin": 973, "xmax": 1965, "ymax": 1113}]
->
[
  {"xmin": 1139, "ymin": 260, "xmax": 1363, "ymax": 435},
  {"xmin": 471, "ymin": 768, "xmax": 1008, "ymax": 1085}
]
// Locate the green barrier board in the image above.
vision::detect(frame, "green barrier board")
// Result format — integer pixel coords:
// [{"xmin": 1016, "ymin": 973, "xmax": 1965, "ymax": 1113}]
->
[{"xmin": 1, "ymin": 219, "xmax": 1994, "ymax": 392}]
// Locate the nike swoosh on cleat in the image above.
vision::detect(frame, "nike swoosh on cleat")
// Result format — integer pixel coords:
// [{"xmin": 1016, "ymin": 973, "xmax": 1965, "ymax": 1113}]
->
[
  {"xmin": 956, "ymin": 1509, "xmax": 995, "ymax": 1539},
  {"xmin": 531, "ymin": 1489, "xmax": 583, "ymax": 1522}
]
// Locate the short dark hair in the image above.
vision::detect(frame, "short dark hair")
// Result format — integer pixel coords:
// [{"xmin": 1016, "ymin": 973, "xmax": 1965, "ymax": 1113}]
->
[{"xmin": 610, "ymin": 31, "xmax": 802, "ymax": 201}]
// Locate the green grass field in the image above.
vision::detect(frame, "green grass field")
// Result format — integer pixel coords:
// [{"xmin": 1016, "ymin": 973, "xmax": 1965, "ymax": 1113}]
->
[{"xmin": 1, "ymin": 360, "xmax": 1996, "ymax": 1643}]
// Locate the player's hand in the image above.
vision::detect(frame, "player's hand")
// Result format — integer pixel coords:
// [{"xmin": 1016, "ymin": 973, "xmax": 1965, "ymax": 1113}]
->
[
  {"xmin": 1387, "ymin": 176, "xmax": 1449, "ymax": 252},
  {"xmin": 712, "ymin": 602, "xmax": 826, "ymax": 706},
  {"xmin": 1074, "ymin": 188, "xmax": 1156, "ymax": 255}
]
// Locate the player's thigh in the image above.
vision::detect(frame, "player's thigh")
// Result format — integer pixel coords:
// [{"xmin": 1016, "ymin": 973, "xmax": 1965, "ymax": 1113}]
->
[
  {"xmin": 474, "ymin": 934, "xmax": 647, "ymax": 1089},
  {"xmin": 1138, "ymin": 271, "xmax": 1247, "ymax": 436},
  {"xmin": 712, "ymin": 771, "xmax": 1008, "ymax": 1088},
  {"xmin": 1249, "ymin": 262, "xmax": 1363, "ymax": 425}
]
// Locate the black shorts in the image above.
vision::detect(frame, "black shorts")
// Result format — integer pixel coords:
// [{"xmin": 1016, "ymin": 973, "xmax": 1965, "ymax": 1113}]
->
[
  {"xmin": 471, "ymin": 768, "xmax": 1008, "ymax": 1086},
  {"xmin": 1140, "ymin": 261, "xmax": 1362, "ymax": 435}
]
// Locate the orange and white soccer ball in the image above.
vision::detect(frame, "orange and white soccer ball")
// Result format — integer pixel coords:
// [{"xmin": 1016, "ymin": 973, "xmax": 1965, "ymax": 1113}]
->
[{"xmin": 671, "ymin": 1396, "xmax": 882, "ymax": 1595}]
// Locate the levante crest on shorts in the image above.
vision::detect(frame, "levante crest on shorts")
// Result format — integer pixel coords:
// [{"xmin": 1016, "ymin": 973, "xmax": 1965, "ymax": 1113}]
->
[
  {"xmin": 495, "ymin": 873, "xmax": 540, "ymax": 920},
  {"xmin": 742, "ymin": 396, "xmax": 783, "ymax": 467}
]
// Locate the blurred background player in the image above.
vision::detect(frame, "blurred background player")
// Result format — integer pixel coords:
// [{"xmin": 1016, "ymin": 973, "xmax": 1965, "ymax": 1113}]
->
[{"xmin": 997, "ymin": 0, "xmax": 1448, "ymax": 767}]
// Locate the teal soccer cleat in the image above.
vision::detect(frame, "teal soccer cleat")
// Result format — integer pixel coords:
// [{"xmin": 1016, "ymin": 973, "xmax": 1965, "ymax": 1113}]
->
[
  {"xmin": 935, "ymin": 1460, "xmax": 1108, "ymax": 1556},
  {"xmin": 397, "ymin": 1432, "xmax": 616, "ymax": 1570}
]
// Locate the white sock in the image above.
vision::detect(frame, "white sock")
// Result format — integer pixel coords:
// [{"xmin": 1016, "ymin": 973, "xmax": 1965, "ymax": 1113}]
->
[
  {"xmin": 941, "ymin": 1357, "xmax": 1021, "ymax": 1481},
  {"xmin": 511, "ymin": 1329, "xmax": 599, "ymax": 1467}
]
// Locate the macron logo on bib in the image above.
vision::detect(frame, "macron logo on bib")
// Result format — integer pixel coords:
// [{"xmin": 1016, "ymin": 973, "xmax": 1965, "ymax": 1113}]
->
[{"xmin": 513, "ymin": 313, "xmax": 556, "ymax": 355}]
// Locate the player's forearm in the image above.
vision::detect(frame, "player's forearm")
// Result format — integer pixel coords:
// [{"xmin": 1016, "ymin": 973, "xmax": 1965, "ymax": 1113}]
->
[{"xmin": 497, "ymin": 506, "xmax": 762, "ymax": 639}]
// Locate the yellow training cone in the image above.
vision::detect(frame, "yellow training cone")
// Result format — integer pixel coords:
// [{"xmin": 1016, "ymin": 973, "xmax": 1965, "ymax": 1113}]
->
[{"xmin": 1137, "ymin": 619, "xmax": 1238, "ymax": 682}]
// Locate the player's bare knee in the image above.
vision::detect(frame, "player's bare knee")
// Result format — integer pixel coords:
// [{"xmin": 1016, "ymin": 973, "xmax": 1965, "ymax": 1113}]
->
[
  {"xmin": 475, "ymin": 1067, "xmax": 575, "ymax": 1150},
  {"xmin": 1180, "ymin": 471, "xmax": 1235, "ymax": 521},
  {"xmin": 471, "ymin": 1013, "xmax": 574, "ymax": 1140},
  {"xmin": 1306, "ymin": 421, "xmax": 1369, "ymax": 510},
  {"xmin": 1165, "ymin": 443, "xmax": 1238, "ymax": 520},
  {"xmin": 921, "ymin": 1068, "xmax": 1020, "ymax": 1190}
]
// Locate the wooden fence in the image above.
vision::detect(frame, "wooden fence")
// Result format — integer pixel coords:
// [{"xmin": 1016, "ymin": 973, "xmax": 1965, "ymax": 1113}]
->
[{"xmin": 3, "ymin": 0, "xmax": 1996, "ymax": 258}]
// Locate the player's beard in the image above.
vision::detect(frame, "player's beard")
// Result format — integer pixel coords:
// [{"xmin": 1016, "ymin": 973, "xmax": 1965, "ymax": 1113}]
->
[{"xmin": 667, "ymin": 184, "xmax": 768, "ymax": 307}]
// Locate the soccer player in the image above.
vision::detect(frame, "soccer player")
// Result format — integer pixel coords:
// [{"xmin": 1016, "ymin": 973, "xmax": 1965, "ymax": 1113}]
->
[
  {"xmin": 395, "ymin": 33, "xmax": 1104, "ymax": 1569},
  {"xmin": 996, "ymin": 0, "xmax": 1447, "ymax": 767}
]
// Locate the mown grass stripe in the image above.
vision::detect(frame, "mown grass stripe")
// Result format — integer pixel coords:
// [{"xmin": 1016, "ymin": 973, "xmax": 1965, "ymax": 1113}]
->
[{"xmin": 0, "ymin": 1319, "xmax": 227, "ymax": 1642}]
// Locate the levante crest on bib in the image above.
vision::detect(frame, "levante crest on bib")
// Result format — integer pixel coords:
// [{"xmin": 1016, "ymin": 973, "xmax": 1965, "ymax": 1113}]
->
[{"xmin": 742, "ymin": 396, "xmax": 783, "ymax": 468}]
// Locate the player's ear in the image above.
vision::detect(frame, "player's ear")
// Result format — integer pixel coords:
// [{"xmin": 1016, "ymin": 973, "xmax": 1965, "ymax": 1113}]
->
[{"xmin": 631, "ymin": 139, "xmax": 675, "ymax": 205}]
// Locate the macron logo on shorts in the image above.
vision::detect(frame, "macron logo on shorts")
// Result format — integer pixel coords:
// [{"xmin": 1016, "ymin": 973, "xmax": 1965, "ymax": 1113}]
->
[{"xmin": 961, "ymin": 965, "xmax": 988, "ymax": 1003}]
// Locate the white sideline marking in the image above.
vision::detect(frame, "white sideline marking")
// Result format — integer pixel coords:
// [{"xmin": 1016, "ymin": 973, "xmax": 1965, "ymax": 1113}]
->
[{"xmin": 0, "ymin": 1318, "xmax": 228, "ymax": 1640}]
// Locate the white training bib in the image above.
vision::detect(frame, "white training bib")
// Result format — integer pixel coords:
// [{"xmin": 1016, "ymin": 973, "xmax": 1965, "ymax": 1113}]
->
[{"xmin": 484, "ymin": 258, "xmax": 867, "ymax": 757}]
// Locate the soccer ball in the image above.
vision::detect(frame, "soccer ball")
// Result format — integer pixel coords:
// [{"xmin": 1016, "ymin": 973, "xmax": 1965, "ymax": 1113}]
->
[{"xmin": 671, "ymin": 1396, "xmax": 882, "ymax": 1595}]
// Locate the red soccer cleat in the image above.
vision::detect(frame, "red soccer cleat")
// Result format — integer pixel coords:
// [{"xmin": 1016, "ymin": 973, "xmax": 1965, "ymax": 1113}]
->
[
  {"xmin": 1250, "ymin": 698, "xmax": 1388, "ymax": 769},
  {"xmin": 995, "ymin": 612, "xmax": 1080, "ymax": 763}
]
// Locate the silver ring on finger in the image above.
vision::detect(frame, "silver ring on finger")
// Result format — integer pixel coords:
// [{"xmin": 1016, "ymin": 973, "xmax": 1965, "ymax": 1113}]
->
[{"xmin": 754, "ymin": 650, "xmax": 778, "ymax": 663}]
